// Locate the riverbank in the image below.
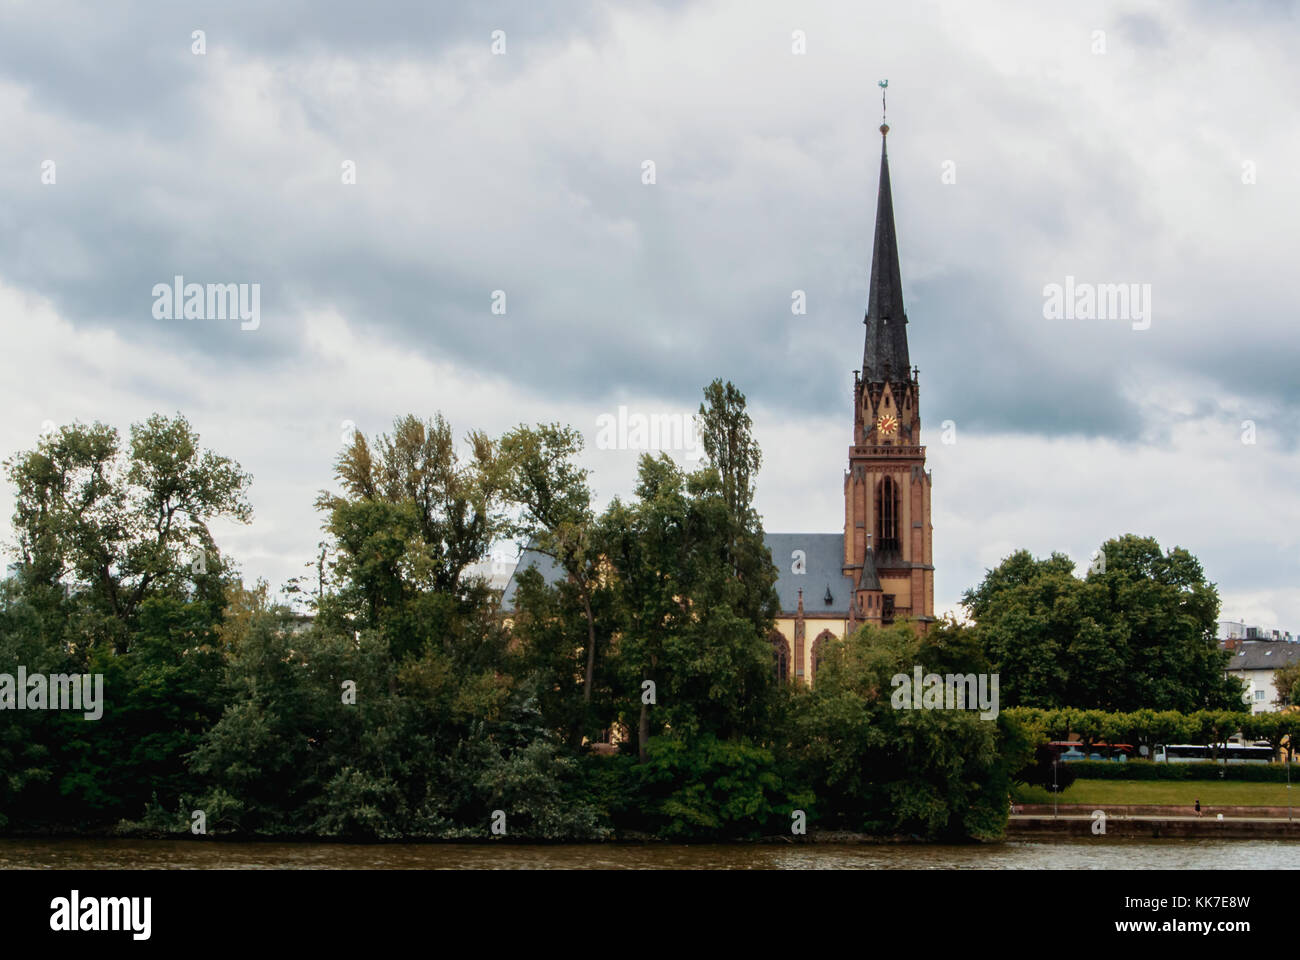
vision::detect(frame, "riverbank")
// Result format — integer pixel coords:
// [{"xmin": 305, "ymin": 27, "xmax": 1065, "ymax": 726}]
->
[
  {"xmin": 1008, "ymin": 813, "xmax": 1300, "ymax": 839},
  {"xmin": 4, "ymin": 835, "xmax": 1299, "ymax": 869}
]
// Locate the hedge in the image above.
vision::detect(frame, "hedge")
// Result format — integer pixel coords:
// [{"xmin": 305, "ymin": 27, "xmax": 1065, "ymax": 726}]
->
[{"xmin": 1063, "ymin": 760, "xmax": 1299, "ymax": 782}]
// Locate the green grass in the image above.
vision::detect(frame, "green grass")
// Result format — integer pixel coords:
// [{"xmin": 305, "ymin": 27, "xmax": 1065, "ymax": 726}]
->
[{"xmin": 1013, "ymin": 779, "xmax": 1300, "ymax": 807}]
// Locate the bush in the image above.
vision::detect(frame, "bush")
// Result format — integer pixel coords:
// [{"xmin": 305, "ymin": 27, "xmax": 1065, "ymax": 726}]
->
[{"xmin": 636, "ymin": 735, "xmax": 797, "ymax": 839}]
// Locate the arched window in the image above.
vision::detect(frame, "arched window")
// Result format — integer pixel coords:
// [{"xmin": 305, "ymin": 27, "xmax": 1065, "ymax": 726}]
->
[
  {"xmin": 770, "ymin": 631, "xmax": 790, "ymax": 684},
  {"xmin": 810, "ymin": 630, "xmax": 836, "ymax": 683},
  {"xmin": 876, "ymin": 475, "xmax": 900, "ymax": 555}
]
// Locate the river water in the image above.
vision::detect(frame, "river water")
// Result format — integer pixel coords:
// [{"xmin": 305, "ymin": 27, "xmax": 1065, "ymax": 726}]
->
[{"xmin": 3, "ymin": 837, "xmax": 1298, "ymax": 869}]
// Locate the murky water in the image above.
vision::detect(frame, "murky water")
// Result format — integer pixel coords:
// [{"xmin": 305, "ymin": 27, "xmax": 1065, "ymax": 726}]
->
[{"xmin": 3, "ymin": 837, "xmax": 1298, "ymax": 869}]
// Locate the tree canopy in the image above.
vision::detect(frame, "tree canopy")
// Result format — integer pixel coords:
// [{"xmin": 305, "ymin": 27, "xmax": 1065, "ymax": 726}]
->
[{"xmin": 963, "ymin": 535, "xmax": 1241, "ymax": 712}]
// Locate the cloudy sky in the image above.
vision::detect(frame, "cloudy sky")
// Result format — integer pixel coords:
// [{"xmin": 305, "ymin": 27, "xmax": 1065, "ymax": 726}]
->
[{"xmin": 2, "ymin": 0, "xmax": 1297, "ymax": 629}]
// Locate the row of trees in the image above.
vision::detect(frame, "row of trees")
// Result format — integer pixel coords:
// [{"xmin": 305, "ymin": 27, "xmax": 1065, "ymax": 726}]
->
[
  {"xmin": 0, "ymin": 381, "xmax": 1243, "ymax": 839},
  {"xmin": 1006, "ymin": 707, "xmax": 1300, "ymax": 761}
]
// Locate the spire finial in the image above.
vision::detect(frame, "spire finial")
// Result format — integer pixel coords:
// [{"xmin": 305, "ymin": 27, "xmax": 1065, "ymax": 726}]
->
[{"xmin": 878, "ymin": 79, "xmax": 889, "ymax": 136}]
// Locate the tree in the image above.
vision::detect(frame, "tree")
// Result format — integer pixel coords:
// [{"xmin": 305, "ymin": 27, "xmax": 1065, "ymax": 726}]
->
[
  {"xmin": 1272, "ymin": 661, "xmax": 1300, "ymax": 708},
  {"xmin": 499, "ymin": 424, "xmax": 605, "ymax": 725},
  {"xmin": 189, "ymin": 592, "xmax": 603, "ymax": 839},
  {"xmin": 697, "ymin": 379, "xmax": 762, "ymax": 572},
  {"xmin": 0, "ymin": 415, "xmax": 248, "ymax": 826},
  {"xmin": 4, "ymin": 414, "xmax": 251, "ymax": 654},
  {"xmin": 315, "ymin": 414, "xmax": 504, "ymax": 658},
  {"xmin": 603, "ymin": 451, "xmax": 779, "ymax": 761},
  {"xmin": 961, "ymin": 550, "xmax": 1095, "ymax": 708},
  {"xmin": 783, "ymin": 622, "xmax": 1031, "ymax": 840},
  {"xmin": 1085, "ymin": 536, "xmax": 1239, "ymax": 712},
  {"xmin": 964, "ymin": 536, "xmax": 1241, "ymax": 712}
]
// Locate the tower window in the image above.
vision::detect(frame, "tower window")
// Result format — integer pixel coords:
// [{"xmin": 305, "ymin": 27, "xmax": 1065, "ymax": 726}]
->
[{"xmin": 876, "ymin": 476, "xmax": 900, "ymax": 555}]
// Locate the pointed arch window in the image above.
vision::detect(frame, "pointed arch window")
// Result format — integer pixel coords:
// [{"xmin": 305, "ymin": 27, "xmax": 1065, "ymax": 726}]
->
[
  {"xmin": 770, "ymin": 631, "xmax": 790, "ymax": 684},
  {"xmin": 810, "ymin": 630, "xmax": 836, "ymax": 683},
  {"xmin": 876, "ymin": 475, "xmax": 900, "ymax": 555}
]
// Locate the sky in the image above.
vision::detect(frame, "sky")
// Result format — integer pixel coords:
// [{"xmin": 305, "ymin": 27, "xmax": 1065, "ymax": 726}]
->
[{"xmin": 1, "ymin": 0, "xmax": 1297, "ymax": 630}]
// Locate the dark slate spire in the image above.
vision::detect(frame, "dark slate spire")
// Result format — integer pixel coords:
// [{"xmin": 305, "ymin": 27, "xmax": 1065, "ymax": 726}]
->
[
  {"xmin": 862, "ymin": 125, "xmax": 910, "ymax": 383},
  {"xmin": 857, "ymin": 544, "xmax": 882, "ymax": 592}
]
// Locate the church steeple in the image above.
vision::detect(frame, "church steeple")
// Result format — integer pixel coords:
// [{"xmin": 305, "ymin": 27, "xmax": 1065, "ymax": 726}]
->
[
  {"xmin": 862, "ymin": 125, "xmax": 910, "ymax": 384},
  {"xmin": 843, "ymin": 92, "xmax": 934, "ymax": 633}
]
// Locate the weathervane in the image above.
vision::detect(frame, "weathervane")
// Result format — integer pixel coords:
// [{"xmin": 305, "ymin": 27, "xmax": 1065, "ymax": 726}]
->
[{"xmin": 878, "ymin": 78, "xmax": 889, "ymax": 135}]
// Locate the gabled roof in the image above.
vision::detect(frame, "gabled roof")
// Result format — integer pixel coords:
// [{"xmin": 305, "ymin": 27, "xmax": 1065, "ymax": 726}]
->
[
  {"xmin": 764, "ymin": 532, "xmax": 854, "ymax": 615},
  {"xmin": 1222, "ymin": 640, "xmax": 1300, "ymax": 671},
  {"xmin": 500, "ymin": 532, "xmax": 854, "ymax": 616},
  {"xmin": 499, "ymin": 546, "xmax": 564, "ymax": 611}
]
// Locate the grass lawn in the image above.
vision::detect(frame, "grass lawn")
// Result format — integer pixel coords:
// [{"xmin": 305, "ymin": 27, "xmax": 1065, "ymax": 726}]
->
[{"xmin": 1013, "ymin": 779, "xmax": 1300, "ymax": 807}]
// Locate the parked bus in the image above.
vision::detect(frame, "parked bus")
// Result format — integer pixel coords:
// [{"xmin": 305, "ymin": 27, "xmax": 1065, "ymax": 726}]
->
[
  {"xmin": 1046, "ymin": 741, "xmax": 1134, "ymax": 763},
  {"xmin": 1153, "ymin": 743, "xmax": 1273, "ymax": 764}
]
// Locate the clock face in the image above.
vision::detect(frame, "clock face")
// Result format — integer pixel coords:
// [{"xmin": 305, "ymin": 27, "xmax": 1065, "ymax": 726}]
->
[{"xmin": 876, "ymin": 413, "xmax": 898, "ymax": 437}]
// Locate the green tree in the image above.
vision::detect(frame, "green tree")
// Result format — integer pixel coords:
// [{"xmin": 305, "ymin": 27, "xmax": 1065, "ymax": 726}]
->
[
  {"xmin": 964, "ymin": 536, "xmax": 1240, "ymax": 712},
  {"xmin": 4, "ymin": 414, "xmax": 251, "ymax": 654},
  {"xmin": 696, "ymin": 379, "xmax": 762, "ymax": 569},
  {"xmin": 783, "ymin": 622, "xmax": 1030, "ymax": 840},
  {"xmin": 0, "ymin": 415, "xmax": 248, "ymax": 827},
  {"xmin": 315, "ymin": 414, "xmax": 504, "ymax": 659},
  {"xmin": 499, "ymin": 423, "xmax": 609, "ymax": 743},
  {"xmin": 601, "ymin": 450, "xmax": 779, "ymax": 761},
  {"xmin": 1272, "ymin": 661, "xmax": 1300, "ymax": 708}
]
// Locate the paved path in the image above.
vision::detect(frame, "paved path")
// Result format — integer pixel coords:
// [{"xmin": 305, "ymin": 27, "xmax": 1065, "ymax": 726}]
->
[{"xmin": 1012, "ymin": 813, "xmax": 1298, "ymax": 823}]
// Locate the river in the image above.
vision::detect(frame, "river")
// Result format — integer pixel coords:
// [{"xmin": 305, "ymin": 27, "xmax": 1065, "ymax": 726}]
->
[{"xmin": 3, "ymin": 837, "xmax": 1298, "ymax": 869}]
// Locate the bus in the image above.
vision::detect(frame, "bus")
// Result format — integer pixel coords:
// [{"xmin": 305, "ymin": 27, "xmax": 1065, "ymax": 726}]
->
[
  {"xmin": 1046, "ymin": 741, "xmax": 1134, "ymax": 763},
  {"xmin": 1153, "ymin": 743, "xmax": 1274, "ymax": 764}
]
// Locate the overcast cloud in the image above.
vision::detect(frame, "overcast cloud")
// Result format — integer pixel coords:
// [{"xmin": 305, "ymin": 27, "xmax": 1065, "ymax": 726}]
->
[{"xmin": 1, "ymin": 0, "xmax": 1297, "ymax": 629}]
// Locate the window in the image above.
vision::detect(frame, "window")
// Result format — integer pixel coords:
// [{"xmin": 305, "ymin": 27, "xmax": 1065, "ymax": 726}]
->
[
  {"xmin": 770, "ymin": 632, "xmax": 790, "ymax": 684},
  {"xmin": 810, "ymin": 630, "xmax": 836, "ymax": 683},
  {"xmin": 1255, "ymin": 690, "xmax": 1266, "ymax": 701},
  {"xmin": 875, "ymin": 476, "xmax": 900, "ymax": 554},
  {"xmin": 882, "ymin": 594, "xmax": 895, "ymax": 625}
]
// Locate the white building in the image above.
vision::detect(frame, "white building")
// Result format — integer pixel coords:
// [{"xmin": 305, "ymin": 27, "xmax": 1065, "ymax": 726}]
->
[{"xmin": 1222, "ymin": 639, "xmax": 1300, "ymax": 713}]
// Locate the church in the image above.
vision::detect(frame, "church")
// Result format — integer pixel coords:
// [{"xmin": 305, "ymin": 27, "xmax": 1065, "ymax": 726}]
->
[
  {"xmin": 501, "ymin": 120, "xmax": 935, "ymax": 686},
  {"xmin": 766, "ymin": 118, "xmax": 935, "ymax": 685}
]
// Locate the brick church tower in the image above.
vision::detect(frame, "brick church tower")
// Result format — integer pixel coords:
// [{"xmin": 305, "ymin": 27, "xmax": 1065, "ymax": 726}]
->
[{"xmin": 843, "ymin": 121, "xmax": 935, "ymax": 631}]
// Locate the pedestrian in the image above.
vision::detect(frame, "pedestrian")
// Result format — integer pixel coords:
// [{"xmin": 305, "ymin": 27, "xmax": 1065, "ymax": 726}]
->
[{"xmin": 1194, "ymin": 798, "xmax": 1201, "ymax": 817}]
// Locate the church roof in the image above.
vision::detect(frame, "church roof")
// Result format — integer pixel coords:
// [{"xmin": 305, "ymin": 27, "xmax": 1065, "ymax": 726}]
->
[
  {"xmin": 764, "ymin": 532, "xmax": 855, "ymax": 615},
  {"xmin": 500, "ymin": 532, "xmax": 855, "ymax": 616},
  {"xmin": 862, "ymin": 130, "xmax": 911, "ymax": 385}
]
